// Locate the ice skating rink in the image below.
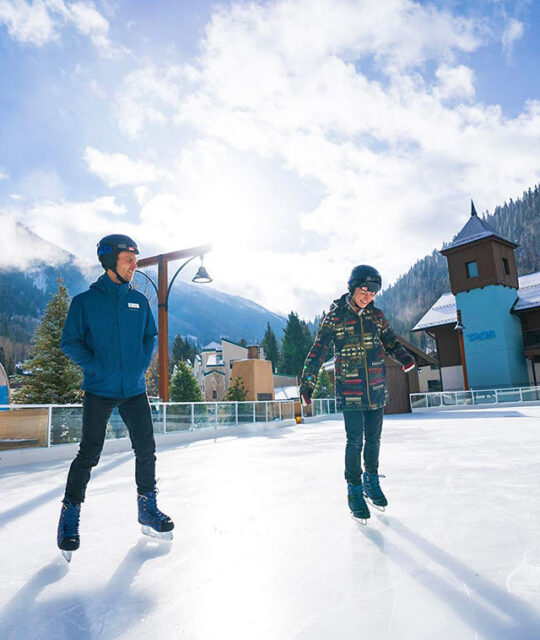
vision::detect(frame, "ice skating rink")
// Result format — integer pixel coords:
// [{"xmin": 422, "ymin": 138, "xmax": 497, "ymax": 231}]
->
[{"xmin": 1, "ymin": 407, "xmax": 540, "ymax": 640}]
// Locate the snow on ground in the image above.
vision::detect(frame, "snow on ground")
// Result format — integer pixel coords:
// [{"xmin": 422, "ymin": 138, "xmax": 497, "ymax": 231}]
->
[{"xmin": 1, "ymin": 407, "xmax": 540, "ymax": 640}]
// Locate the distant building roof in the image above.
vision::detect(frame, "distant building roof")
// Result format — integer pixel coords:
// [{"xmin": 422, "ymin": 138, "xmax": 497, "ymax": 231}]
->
[
  {"xmin": 413, "ymin": 271, "xmax": 540, "ymax": 331},
  {"xmin": 441, "ymin": 201, "xmax": 518, "ymax": 252},
  {"xmin": 412, "ymin": 292, "xmax": 457, "ymax": 331},
  {"xmin": 202, "ymin": 341, "xmax": 222, "ymax": 352},
  {"xmin": 221, "ymin": 338, "xmax": 248, "ymax": 349},
  {"xmin": 512, "ymin": 271, "xmax": 540, "ymax": 312},
  {"xmin": 274, "ymin": 386, "xmax": 299, "ymax": 400}
]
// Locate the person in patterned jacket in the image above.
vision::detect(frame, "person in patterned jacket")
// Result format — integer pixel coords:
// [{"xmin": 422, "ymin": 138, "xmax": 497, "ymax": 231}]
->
[{"xmin": 300, "ymin": 265, "xmax": 415, "ymax": 522}]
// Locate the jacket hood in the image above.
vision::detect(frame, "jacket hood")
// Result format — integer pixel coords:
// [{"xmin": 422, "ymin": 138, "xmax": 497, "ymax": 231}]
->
[{"xmin": 90, "ymin": 273, "xmax": 131, "ymax": 296}]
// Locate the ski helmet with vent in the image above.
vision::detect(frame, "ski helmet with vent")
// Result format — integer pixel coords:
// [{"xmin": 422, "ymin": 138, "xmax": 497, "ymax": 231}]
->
[
  {"xmin": 347, "ymin": 265, "xmax": 382, "ymax": 294},
  {"xmin": 97, "ymin": 234, "xmax": 139, "ymax": 271}
]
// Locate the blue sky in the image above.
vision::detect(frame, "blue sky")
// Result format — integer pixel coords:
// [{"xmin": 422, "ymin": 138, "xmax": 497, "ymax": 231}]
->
[{"xmin": 1, "ymin": 0, "xmax": 539, "ymax": 316}]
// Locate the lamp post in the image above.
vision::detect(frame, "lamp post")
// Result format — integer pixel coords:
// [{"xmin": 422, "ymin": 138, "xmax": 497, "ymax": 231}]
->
[
  {"xmin": 455, "ymin": 309, "xmax": 469, "ymax": 391},
  {"xmin": 136, "ymin": 244, "xmax": 212, "ymax": 402}
]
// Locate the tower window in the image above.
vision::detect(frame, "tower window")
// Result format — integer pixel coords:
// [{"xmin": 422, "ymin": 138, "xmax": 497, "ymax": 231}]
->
[
  {"xmin": 502, "ymin": 257, "xmax": 510, "ymax": 275},
  {"xmin": 466, "ymin": 261, "xmax": 478, "ymax": 278}
]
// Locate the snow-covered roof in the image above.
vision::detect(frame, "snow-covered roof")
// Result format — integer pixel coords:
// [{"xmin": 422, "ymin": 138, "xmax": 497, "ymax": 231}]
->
[
  {"xmin": 412, "ymin": 292, "xmax": 457, "ymax": 331},
  {"xmin": 413, "ymin": 271, "xmax": 540, "ymax": 331},
  {"xmin": 512, "ymin": 271, "xmax": 540, "ymax": 312},
  {"xmin": 206, "ymin": 354, "xmax": 224, "ymax": 367},
  {"xmin": 202, "ymin": 341, "xmax": 222, "ymax": 351},
  {"xmin": 274, "ymin": 386, "xmax": 299, "ymax": 400}
]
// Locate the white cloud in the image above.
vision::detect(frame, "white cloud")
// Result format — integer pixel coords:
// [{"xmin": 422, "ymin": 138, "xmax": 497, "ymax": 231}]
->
[
  {"xmin": 84, "ymin": 147, "xmax": 164, "ymax": 187},
  {"xmin": 0, "ymin": 211, "xmax": 68, "ymax": 269},
  {"xmin": 0, "ymin": 169, "xmax": 9, "ymax": 180},
  {"xmin": 114, "ymin": 65, "xmax": 183, "ymax": 137},
  {"xmin": 0, "ymin": 0, "xmax": 56, "ymax": 46},
  {"xmin": 501, "ymin": 19, "xmax": 523, "ymax": 59},
  {"xmin": 102, "ymin": 0, "xmax": 540, "ymax": 316},
  {"xmin": 434, "ymin": 64, "xmax": 475, "ymax": 101},
  {"xmin": 0, "ymin": 0, "xmax": 119, "ymax": 55},
  {"xmin": 10, "ymin": 196, "xmax": 130, "ymax": 266}
]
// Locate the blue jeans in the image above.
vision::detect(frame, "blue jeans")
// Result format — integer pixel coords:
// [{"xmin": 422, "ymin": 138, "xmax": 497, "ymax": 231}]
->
[
  {"xmin": 343, "ymin": 408, "xmax": 384, "ymax": 484},
  {"xmin": 64, "ymin": 392, "xmax": 156, "ymax": 504}
]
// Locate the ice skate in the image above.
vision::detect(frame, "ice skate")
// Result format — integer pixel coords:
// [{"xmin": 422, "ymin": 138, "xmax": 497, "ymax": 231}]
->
[
  {"xmin": 57, "ymin": 500, "xmax": 81, "ymax": 562},
  {"xmin": 362, "ymin": 472, "xmax": 387, "ymax": 511},
  {"xmin": 347, "ymin": 482, "xmax": 370, "ymax": 525},
  {"xmin": 138, "ymin": 490, "xmax": 174, "ymax": 540}
]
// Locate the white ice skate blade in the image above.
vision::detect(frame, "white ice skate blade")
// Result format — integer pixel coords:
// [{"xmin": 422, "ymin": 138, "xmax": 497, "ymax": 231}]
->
[
  {"xmin": 350, "ymin": 513, "xmax": 368, "ymax": 526},
  {"xmin": 61, "ymin": 550, "xmax": 73, "ymax": 563},
  {"xmin": 141, "ymin": 525, "xmax": 173, "ymax": 541},
  {"xmin": 364, "ymin": 495, "xmax": 386, "ymax": 512}
]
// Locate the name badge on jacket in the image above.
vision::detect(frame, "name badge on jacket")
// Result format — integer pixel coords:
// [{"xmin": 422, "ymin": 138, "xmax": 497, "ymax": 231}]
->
[{"xmin": 128, "ymin": 303, "xmax": 140, "ymax": 309}]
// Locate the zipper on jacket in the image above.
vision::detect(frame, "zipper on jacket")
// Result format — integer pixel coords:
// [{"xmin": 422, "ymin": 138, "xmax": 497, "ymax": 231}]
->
[
  {"xmin": 115, "ymin": 299, "xmax": 124, "ymax": 397},
  {"xmin": 360, "ymin": 313, "xmax": 371, "ymax": 407}
]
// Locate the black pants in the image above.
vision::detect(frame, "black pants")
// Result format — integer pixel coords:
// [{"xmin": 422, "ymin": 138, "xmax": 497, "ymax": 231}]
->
[
  {"xmin": 64, "ymin": 392, "xmax": 156, "ymax": 504},
  {"xmin": 343, "ymin": 408, "xmax": 384, "ymax": 484}
]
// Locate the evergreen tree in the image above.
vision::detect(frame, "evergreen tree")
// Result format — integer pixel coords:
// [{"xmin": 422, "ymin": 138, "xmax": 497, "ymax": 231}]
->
[
  {"xmin": 225, "ymin": 376, "xmax": 248, "ymax": 401},
  {"xmin": 313, "ymin": 368, "xmax": 334, "ymax": 399},
  {"xmin": 145, "ymin": 353, "xmax": 159, "ymax": 398},
  {"xmin": 261, "ymin": 323, "xmax": 280, "ymax": 373},
  {"xmin": 170, "ymin": 361, "xmax": 203, "ymax": 402},
  {"xmin": 171, "ymin": 333, "xmax": 198, "ymax": 364},
  {"xmin": 279, "ymin": 312, "xmax": 314, "ymax": 378},
  {"xmin": 15, "ymin": 279, "xmax": 82, "ymax": 404}
]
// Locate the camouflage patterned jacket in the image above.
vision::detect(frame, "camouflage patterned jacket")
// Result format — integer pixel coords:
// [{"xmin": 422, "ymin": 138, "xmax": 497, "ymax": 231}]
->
[{"xmin": 301, "ymin": 294, "xmax": 415, "ymax": 411}]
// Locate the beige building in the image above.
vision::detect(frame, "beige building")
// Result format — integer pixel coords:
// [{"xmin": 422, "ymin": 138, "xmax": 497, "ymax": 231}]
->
[
  {"xmin": 231, "ymin": 356, "xmax": 274, "ymax": 401},
  {"xmin": 194, "ymin": 339, "xmax": 268, "ymax": 401}
]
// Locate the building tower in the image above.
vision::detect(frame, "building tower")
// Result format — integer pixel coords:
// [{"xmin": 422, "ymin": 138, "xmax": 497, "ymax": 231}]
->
[{"xmin": 440, "ymin": 201, "xmax": 529, "ymax": 388}]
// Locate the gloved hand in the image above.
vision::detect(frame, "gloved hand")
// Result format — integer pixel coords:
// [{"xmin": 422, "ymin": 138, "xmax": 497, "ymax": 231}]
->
[
  {"xmin": 402, "ymin": 359, "xmax": 415, "ymax": 373},
  {"xmin": 300, "ymin": 383, "xmax": 313, "ymax": 405}
]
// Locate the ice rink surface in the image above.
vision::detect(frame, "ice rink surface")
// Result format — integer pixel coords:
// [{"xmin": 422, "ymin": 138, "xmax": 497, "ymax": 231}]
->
[{"xmin": 1, "ymin": 406, "xmax": 540, "ymax": 640}]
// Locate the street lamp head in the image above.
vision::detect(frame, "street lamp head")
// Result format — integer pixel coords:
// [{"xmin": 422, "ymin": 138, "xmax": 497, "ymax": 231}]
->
[
  {"xmin": 454, "ymin": 321, "xmax": 465, "ymax": 331},
  {"xmin": 192, "ymin": 263, "xmax": 212, "ymax": 284}
]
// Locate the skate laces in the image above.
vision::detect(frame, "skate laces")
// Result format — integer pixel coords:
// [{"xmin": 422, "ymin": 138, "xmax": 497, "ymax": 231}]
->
[
  {"xmin": 365, "ymin": 473, "xmax": 385, "ymax": 496},
  {"xmin": 62, "ymin": 502, "xmax": 80, "ymax": 535},
  {"xmin": 139, "ymin": 490, "xmax": 168, "ymax": 522}
]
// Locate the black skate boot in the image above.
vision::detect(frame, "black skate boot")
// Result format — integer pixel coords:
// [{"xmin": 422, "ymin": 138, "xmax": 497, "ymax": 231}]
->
[
  {"xmin": 347, "ymin": 482, "xmax": 370, "ymax": 524},
  {"xmin": 57, "ymin": 500, "xmax": 81, "ymax": 562},
  {"xmin": 362, "ymin": 471, "xmax": 387, "ymax": 511},
  {"xmin": 137, "ymin": 490, "xmax": 174, "ymax": 540}
]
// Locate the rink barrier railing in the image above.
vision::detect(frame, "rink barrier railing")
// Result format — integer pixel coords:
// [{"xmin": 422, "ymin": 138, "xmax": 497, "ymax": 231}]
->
[
  {"xmin": 409, "ymin": 385, "xmax": 540, "ymax": 412},
  {"xmin": 0, "ymin": 398, "xmax": 337, "ymax": 451}
]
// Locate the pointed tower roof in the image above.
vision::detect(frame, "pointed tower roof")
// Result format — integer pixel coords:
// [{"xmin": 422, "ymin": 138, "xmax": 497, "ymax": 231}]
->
[{"xmin": 442, "ymin": 200, "xmax": 518, "ymax": 252}]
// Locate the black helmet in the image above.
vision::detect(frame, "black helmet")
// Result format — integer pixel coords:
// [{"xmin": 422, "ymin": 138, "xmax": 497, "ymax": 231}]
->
[
  {"xmin": 97, "ymin": 234, "xmax": 139, "ymax": 271},
  {"xmin": 348, "ymin": 265, "xmax": 382, "ymax": 294}
]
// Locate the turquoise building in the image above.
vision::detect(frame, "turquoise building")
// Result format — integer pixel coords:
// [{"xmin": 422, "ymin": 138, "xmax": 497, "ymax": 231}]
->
[{"xmin": 413, "ymin": 202, "xmax": 540, "ymax": 390}]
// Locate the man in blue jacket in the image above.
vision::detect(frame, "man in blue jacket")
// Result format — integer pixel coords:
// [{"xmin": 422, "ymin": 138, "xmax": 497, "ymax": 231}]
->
[{"xmin": 57, "ymin": 234, "xmax": 174, "ymax": 560}]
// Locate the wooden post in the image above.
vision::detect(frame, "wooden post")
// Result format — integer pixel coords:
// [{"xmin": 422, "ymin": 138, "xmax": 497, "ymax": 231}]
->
[
  {"xmin": 157, "ymin": 256, "xmax": 169, "ymax": 402},
  {"xmin": 137, "ymin": 244, "xmax": 211, "ymax": 403}
]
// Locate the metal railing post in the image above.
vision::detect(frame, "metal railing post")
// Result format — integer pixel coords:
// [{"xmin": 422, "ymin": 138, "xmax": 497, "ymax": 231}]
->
[
  {"xmin": 191, "ymin": 403, "xmax": 195, "ymax": 430},
  {"xmin": 215, "ymin": 402, "xmax": 218, "ymax": 429},
  {"xmin": 235, "ymin": 402, "xmax": 238, "ymax": 427},
  {"xmin": 47, "ymin": 406, "xmax": 52, "ymax": 447},
  {"xmin": 278, "ymin": 401, "xmax": 282, "ymax": 421},
  {"xmin": 253, "ymin": 402, "xmax": 256, "ymax": 423},
  {"xmin": 163, "ymin": 403, "xmax": 167, "ymax": 434},
  {"xmin": 265, "ymin": 402, "xmax": 268, "ymax": 423},
  {"xmin": 519, "ymin": 387, "xmax": 523, "ymax": 403}
]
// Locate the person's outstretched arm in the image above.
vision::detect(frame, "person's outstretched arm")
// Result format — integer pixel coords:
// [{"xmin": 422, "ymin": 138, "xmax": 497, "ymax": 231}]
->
[
  {"xmin": 377, "ymin": 310, "xmax": 416, "ymax": 373},
  {"xmin": 300, "ymin": 312, "xmax": 334, "ymax": 404}
]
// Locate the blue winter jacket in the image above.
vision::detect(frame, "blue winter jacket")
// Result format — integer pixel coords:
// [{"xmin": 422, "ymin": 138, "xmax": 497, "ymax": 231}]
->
[{"xmin": 61, "ymin": 274, "xmax": 157, "ymax": 399}]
